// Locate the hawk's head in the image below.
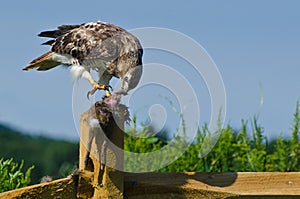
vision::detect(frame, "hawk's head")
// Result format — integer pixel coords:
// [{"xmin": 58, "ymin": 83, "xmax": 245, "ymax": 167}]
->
[
  {"xmin": 120, "ymin": 49, "xmax": 143, "ymax": 93},
  {"xmin": 122, "ymin": 64, "xmax": 142, "ymax": 93}
]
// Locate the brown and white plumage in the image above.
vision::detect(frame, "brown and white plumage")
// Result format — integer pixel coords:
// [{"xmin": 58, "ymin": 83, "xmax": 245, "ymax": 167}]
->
[{"xmin": 23, "ymin": 21, "xmax": 143, "ymax": 96}]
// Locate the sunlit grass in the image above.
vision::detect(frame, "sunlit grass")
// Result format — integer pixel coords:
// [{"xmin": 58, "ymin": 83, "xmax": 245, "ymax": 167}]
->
[{"xmin": 125, "ymin": 101, "xmax": 300, "ymax": 172}]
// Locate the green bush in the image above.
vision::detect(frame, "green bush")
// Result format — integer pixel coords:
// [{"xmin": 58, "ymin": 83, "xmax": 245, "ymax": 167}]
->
[
  {"xmin": 0, "ymin": 158, "xmax": 34, "ymax": 193},
  {"xmin": 125, "ymin": 101, "xmax": 300, "ymax": 172}
]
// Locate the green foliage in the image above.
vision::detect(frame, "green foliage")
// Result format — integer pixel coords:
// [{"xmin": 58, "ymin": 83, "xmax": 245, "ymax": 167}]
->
[
  {"xmin": 125, "ymin": 101, "xmax": 300, "ymax": 172},
  {"xmin": 265, "ymin": 101, "xmax": 300, "ymax": 171},
  {"xmin": 0, "ymin": 158, "xmax": 34, "ymax": 193},
  {"xmin": 0, "ymin": 126, "xmax": 78, "ymax": 185}
]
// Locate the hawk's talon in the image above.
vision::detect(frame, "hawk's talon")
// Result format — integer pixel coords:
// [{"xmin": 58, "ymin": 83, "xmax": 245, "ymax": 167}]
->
[
  {"xmin": 86, "ymin": 84, "xmax": 112, "ymax": 99},
  {"xmin": 104, "ymin": 85, "xmax": 113, "ymax": 97},
  {"xmin": 86, "ymin": 91, "xmax": 92, "ymax": 100},
  {"xmin": 105, "ymin": 85, "xmax": 113, "ymax": 92},
  {"xmin": 87, "ymin": 86, "xmax": 97, "ymax": 100}
]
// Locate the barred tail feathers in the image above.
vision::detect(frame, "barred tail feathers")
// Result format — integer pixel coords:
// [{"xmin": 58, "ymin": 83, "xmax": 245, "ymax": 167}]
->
[{"xmin": 23, "ymin": 51, "xmax": 60, "ymax": 71}]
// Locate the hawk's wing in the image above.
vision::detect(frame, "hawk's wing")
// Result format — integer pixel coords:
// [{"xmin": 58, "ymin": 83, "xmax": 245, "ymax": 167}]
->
[
  {"xmin": 23, "ymin": 22, "xmax": 139, "ymax": 73},
  {"xmin": 51, "ymin": 22, "xmax": 127, "ymax": 64},
  {"xmin": 38, "ymin": 24, "xmax": 81, "ymax": 39}
]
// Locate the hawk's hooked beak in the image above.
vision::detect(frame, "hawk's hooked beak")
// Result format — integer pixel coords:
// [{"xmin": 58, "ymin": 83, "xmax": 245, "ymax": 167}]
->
[{"xmin": 121, "ymin": 78, "xmax": 129, "ymax": 93}]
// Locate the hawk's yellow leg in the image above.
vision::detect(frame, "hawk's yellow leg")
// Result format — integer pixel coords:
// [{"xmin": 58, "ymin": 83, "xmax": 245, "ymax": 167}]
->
[{"xmin": 87, "ymin": 77, "xmax": 111, "ymax": 98}]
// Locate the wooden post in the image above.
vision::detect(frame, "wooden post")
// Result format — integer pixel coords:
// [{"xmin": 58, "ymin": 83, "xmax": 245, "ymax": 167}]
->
[{"xmin": 78, "ymin": 94, "xmax": 128, "ymax": 199}]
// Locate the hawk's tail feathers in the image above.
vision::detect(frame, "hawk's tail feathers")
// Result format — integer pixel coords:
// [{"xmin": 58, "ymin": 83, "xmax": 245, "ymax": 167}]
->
[{"xmin": 23, "ymin": 51, "xmax": 60, "ymax": 71}]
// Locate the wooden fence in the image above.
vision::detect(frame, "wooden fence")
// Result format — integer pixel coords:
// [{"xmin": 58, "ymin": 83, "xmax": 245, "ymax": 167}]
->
[{"xmin": 1, "ymin": 97, "xmax": 300, "ymax": 198}]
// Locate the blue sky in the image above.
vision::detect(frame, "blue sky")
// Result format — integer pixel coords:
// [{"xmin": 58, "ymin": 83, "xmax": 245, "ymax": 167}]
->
[{"xmin": 0, "ymin": 1, "xmax": 299, "ymax": 140}]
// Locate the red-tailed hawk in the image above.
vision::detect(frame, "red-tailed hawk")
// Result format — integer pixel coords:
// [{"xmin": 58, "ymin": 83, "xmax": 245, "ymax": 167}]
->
[{"xmin": 23, "ymin": 21, "xmax": 143, "ymax": 97}]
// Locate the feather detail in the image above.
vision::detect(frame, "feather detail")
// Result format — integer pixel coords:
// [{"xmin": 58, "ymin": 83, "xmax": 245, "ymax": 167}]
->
[
  {"xmin": 23, "ymin": 51, "xmax": 61, "ymax": 71},
  {"xmin": 41, "ymin": 40, "xmax": 55, "ymax": 46},
  {"xmin": 38, "ymin": 24, "xmax": 80, "ymax": 38}
]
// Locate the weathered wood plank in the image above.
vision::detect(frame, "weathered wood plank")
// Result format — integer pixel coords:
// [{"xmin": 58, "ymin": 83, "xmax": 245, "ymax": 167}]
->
[
  {"xmin": 0, "ymin": 176, "xmax": 77, "ymax": 199},
  {"xmin": 124, "ymin": 172, "xmax": 300, "ymax": 198}
]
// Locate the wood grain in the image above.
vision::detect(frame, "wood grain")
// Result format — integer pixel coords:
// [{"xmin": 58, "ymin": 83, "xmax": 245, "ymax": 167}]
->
[{"xmin": 125, "ymin": 172, "xmax": 300, "ymax": 198}]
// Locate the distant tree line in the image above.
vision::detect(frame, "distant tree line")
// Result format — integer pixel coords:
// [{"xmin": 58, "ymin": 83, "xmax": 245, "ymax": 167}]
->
[{"xmin": 0, "ymin": 125, "xmax": 78, "ymax": 185}]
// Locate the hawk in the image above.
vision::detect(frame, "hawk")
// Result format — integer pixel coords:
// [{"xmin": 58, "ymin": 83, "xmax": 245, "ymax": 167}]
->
[{"xmin": 23, "ymin": 21, "xmax": 143, "ymax": 97}]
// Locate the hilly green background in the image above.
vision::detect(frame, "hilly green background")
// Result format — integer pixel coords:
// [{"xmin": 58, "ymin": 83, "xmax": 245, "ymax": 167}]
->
[{"xmin": 0, "ymin": 124, "xmax": 78, "ymax": 184}]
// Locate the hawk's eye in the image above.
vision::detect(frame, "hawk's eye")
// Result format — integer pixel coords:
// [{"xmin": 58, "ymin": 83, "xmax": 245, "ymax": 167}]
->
[{"xmin": 124, "ymin": 76, "xmax": 129, "ymax": 82}]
